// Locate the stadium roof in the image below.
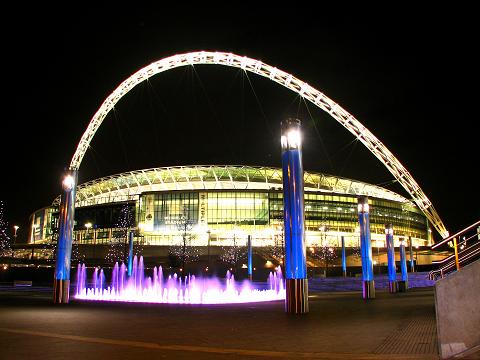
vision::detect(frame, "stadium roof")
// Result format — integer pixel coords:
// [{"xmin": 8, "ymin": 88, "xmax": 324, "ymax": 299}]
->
[{"xmin": 52, "ymin": 165, "xmax": 415, "ymax": 208}]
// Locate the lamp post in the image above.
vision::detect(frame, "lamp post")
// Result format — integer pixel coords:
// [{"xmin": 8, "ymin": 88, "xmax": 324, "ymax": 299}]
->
[
  {"xmin": 415, "ymin": 245, "xmax": 419, "ymax": 271},
  {"xmin": 408, "ymin": 236, "xmax": 414, "ymax": 272},
  {"xmin": 385, "ymin": 223, "xmax": 397, "ymax": 293},
  {"xmin": 247, "ymin": 234, "xmax": 253, "ymax": 281},
  {"xmin": 376, "ymin": 240, "xmax": 381, "ymax": 274},
  {"xmin": 31, "ymin": 224, "xmax": 37, "ymax": 260},
  {"xmin": 207, "ymin": 229, "xmax": 211, "ymax": 270},
  {"xmin": 12, "ymin": 225, "xmax": 19, "ymax": 258},
  {"xmin": 398, "ymin": 237, "xmax": 408, "ymax": 292},
  {"xmin": 358, "ymin": 196, "xmax": 375, "ymax": 299},
  {"xmin": 281, "ymin": 118, "xmax": 308, "ymax": 314},
  {"xmin": 85, "ymin": 222, "xmax": 92, "ymax": 261},
  {"xmin": 127, "ymin": 229, "xmax": 134, "ymax": 276},
  {"xmin": 53, "ymin": 170, "xmax": 78, "ymax": 304}
]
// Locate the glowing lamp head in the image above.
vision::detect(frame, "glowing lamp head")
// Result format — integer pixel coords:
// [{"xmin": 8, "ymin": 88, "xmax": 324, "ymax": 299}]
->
[
  {"xmin": 357, "ymin": 196, "xmax": 369, "ymax": 213},
  {"xmin": 385, "ymin": 224, "xmax": 393, "ymax": 235},
  {"xmin": 14, "ymin": 225, "xmax": 19, "ymax": 231},
  {"xmin": 62, "ymin": 174, "xmax": 75, "ymax": 191},
  {"xmin": 85, "ymin": 222, "xmax": 92, "ymax": 229},
  {"xmin": 280, "ymin": 118, "xmax": 302, "ymax": 150}
]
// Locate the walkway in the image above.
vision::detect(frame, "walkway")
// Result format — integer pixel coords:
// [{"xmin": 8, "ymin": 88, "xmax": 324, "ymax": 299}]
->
[{"xmin": 0, "ymin": 278, "xmax": 477, "ymax": 359}]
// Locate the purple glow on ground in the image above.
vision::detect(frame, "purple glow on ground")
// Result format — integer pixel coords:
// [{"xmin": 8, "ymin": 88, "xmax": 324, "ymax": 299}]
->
[{"xmin": 75, "ymin": 256, "xmax": 285, "ymax": 304}]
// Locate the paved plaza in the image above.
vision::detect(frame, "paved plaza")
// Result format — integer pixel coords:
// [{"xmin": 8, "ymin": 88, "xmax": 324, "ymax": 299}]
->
[{"xmin": 3, "ymin": 280, "xmax": 476, "ymax": 360}]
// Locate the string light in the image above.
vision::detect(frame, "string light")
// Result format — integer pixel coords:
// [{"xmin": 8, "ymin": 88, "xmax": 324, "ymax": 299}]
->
[
  {"xmin": 168, "ymin": 205, "xmax": 200, "ymax": 271},
  {"xmin": 0, "ymin": 201, "xmax": 12, "ymax": 257},
  {"xmin": 105, "ymin": 203, "xmax": 133, "ymax": 263}
]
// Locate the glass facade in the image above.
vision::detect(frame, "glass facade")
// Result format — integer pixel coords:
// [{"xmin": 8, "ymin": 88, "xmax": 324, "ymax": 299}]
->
[
  {"xmin": 207, "ymin": 192, "xmax": 269, "ymax": 228},
  {"xmin": 150, "ymin": 192, "xmax": 198, "ymax": 230},
  {"xmin": 134, "ymin": 190, "xmax": 427, "ymax": 246},
  {"xmin": 73, "ymin": 202, "xmax": 136, "ymax": 231},
  {"xmin": 39, "ymin": 189, "xmax": 429, "ymax": 247}
]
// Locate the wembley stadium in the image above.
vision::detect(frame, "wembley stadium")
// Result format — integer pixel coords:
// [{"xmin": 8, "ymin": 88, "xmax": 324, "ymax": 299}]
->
[{"xmin": 26, "ymin": 165, "xmax": 433, "ymax": 269}]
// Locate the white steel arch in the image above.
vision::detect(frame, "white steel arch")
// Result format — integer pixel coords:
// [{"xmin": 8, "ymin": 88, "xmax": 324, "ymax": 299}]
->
[{"xmin": 69, "ymin": 51, "xmax": 448, "ymax": 237}]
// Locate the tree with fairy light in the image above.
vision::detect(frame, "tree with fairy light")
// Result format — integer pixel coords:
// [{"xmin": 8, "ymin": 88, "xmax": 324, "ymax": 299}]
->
[
  {"xmin": 38, "ymin": 235, "xmax": 55, "ymax": 262},
  {"xmin": 220, "ymin": 228, "xmax": 246, "ymax": 273},
  {"xmin": 264, "ymin": 225, "xmax": 284, "ymax": 266},
  {"xmin": 0, "ymin": 201, "xmax": 12, "ymax": 258},
  {"xmin": 71, "ymin": 232, "xmax": 85, "ymax": 264},
  {"xmin": 169, "ymin": 205, "xmax": 200, "ymax": 274},
  {"xmin": 105, "ymin": 203, "xmax": 133, "ymax": 264},
  {"xmin": 309, "ymin": 226, "xmax": 337, "ymax": 277},
  {"xmin": 352, "ymin": 234, "xmax": 362, "ymax": 259}
]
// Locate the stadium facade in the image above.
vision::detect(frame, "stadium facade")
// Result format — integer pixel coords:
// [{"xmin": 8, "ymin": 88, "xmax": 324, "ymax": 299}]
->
[{"xmin": 29, "ymin": 165, "xmax": 432, "ymax": 252}]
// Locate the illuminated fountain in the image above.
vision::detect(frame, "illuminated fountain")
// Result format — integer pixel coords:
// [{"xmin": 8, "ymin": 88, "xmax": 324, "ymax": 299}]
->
[{"xmin": 75, "ymin": 256, "xmax": 285, "ymax": 304}]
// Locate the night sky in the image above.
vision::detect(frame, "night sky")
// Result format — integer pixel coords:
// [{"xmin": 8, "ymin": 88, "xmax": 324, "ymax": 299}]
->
[{"xmin": 3, "ymin": 6, "xmax": 478, "ymax": 243}]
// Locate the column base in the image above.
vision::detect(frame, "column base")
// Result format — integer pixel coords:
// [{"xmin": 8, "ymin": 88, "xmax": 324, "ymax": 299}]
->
[
  {"xmin": 398, "ymin": 280, "xmax": 408, "ymax": 292},
  {"xmin": 53, "ymin": 279, "xmax": 70, "ymax": 304},
  {"xmin": 388, "ymin": 280, "xmax": 398, "ymax": 293},
  {"xmin": 362, "ymin": 280, "xmax": 375, "ymax": 299},
  {"xmin": 285, "ymin": 278, "xmax": 309, "ymax": 314},
  {"xmin": 342, "ymin": 270, "xmax": 347, "ymax": 277}
]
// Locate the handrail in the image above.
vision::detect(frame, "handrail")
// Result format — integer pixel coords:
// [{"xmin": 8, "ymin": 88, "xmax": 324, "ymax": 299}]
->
[
  {"xmin": 431, "ymin": 219, "xmax": 480, "ymax": 249},
  {"xmin": 432, "ymin": 232, "xmax": 479, "ymax": 265},
  {"xmin": 429, "ymin": 220, "xmax": 480, "ymax": 280},
  {"xmin": 429, "ymin": 223, "xmax": 480, "ymax": 280},
  {"xmin": 429, "ymin": 245, "xmax": 480, "ymax": 280}
]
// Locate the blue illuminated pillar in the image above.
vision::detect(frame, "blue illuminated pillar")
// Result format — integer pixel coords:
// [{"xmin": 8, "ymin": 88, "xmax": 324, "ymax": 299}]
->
[
  {"xmin": 385, "ymin": 223, "xmax": 397, "ymax": 293},
  {"xmin": 408, "ymin": 236, "xmax": 414, "ymax": 272},
  {"xmin": 398, "ymin": 238, "xmax": 409, "ymax": 292},
  {"xmin": 53, "ymin": 169, "xmax": 78, "ymax": 304},
  {"xmin": 341, "ymin": 236, "xmax": 347, "ymax": 277},
  {"xmin": 281, "ymin": 118, "xmax": 308, "ymax": 314},
  {"xmin": 247, "ymin": 235, "xmax": 253, "ymax": 281},
  {"xmin": 357, "ymin": 196, "xmax": 375, "ymax": 299},
  {"xmin": 127, "ymin": 230, "xmax": 134, "ymax": 276}
]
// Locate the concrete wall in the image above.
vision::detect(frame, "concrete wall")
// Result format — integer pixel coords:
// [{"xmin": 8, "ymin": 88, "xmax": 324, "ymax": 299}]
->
[{"xmin": 434, "ymin": 259, "xmax": 480, "ymax": 358}]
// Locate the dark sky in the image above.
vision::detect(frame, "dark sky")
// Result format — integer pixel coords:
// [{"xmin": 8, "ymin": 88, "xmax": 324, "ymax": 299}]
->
[{"xmin": 3, "ymin": 5, "xmax": 478, "ymax": 242}]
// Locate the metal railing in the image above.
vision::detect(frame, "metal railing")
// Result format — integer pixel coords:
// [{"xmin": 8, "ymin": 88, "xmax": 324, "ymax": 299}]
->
[{"xmin": 429, "ymin": 220, "xmax": 480, "ymax": 280}]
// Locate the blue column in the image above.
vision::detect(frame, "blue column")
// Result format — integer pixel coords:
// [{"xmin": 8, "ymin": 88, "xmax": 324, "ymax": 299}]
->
[
  {"xmin": 409, "ymin": 236, "xmax": 414, "ymax": 272},
  {"xmin": 281, "ymin": 118, "xmax": 308, "ymax": 314},
  {"xmin": 398, "ymin": 238, "xmax": 408, "ymax": 292},
  {"xmin": 53, "ymin": 169, "xmax": 78, "ymax": 304},
  {"xmin": 358, "ymin": 196, "xmax": 375, "ymax": 299},
  {"xmin": 127, "ymin": 230, "xmax": 134, "ymax": 276},
  {"xmin": 385, "ymin": 223, "xmax": 397, "ymax": 293},
  {"xmin": 247, "ymin": 235, "xmax": 252, "ymax": 281},
  {"xmin": 341, "ymin": 236, "xmax": 347, "ymax": 277}
]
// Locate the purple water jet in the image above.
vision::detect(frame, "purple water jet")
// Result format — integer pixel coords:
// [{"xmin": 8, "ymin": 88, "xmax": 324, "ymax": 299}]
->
[{"xmin": 75, "ymin": 256, "xmax": 285, "ymax": 304}]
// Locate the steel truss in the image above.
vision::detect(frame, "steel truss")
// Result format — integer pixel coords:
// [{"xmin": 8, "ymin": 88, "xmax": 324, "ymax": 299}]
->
[
  {"xmin": 69, "ymin": 51, "xmax": 448, "ymax": 237},
  {"xmin": 52, "ymin": 165, "xmax": 412, "ymax": 208}
]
